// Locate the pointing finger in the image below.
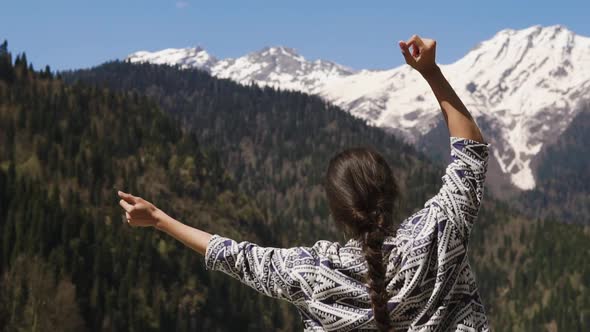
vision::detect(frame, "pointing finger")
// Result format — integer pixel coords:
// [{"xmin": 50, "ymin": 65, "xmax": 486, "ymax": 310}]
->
[
  {"xmin": 118, "ymin": 190, "xmax": 137, "ymax": 204},
  {"xmin": 119, "ymin": 199, "xmax": 134, "ymax": 212}
]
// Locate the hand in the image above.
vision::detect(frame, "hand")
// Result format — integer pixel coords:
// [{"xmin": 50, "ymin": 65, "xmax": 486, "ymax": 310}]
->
[
  {"xmin": 398, "ymin": 35, "xmax": 438, "ymax": 76},
  {"xmin": 118, "ymin": 190, "xmax": 162, "ymax": 227}
]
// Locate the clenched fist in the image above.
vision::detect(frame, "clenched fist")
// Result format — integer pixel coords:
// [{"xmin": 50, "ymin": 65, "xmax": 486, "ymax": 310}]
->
[{"xmin": 398, "ymin": 35, "xmax": 438, "ymax": 76}]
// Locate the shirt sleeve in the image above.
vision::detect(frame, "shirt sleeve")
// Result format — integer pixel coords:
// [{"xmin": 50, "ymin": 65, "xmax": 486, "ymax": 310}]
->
[
  {"xmin": 428, "ymin": 136, "xmax": 490, "ymax": 238},
  {"xmin": 204, "ymin": 234, "xmax": 342, "ymax": 304}
]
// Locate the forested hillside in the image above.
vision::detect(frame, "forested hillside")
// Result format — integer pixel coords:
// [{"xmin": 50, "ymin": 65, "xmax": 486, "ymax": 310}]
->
[
  {"xmin": 0, "ymin": 44, "xmax": 297, "ymax": 331},
  {"xmin": 0, "ymin": 43, "xmax": 587, "ymax": 331},
  {"xmin": 65, "ymin": 61, "xmax": 446, "ymax": 245}
]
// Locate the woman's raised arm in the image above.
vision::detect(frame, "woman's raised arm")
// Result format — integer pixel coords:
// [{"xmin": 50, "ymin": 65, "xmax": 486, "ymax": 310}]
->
[
  {"xmin": 398, "ymin": 36, "xmax": 490, "ymax": 238},
  {"xmin": 399, "ymin": 35, "xmax": 485, "ymax": 143}
]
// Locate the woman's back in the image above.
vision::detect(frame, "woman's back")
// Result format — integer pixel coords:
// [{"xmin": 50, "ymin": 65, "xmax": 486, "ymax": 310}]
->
[{"xmin": 205, "ymin": 137, "xmax": 490, "ymax": 331}]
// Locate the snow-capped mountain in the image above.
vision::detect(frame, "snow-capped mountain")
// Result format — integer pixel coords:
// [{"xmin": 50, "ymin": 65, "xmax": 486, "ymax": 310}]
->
[
  {"xmin": 127, "ymin": 46, "xmax": 355, "ymax": 93},
  {"xmin": 126, "ymin": 46, "xmax": 218, "ymax": 69},
  {"xmin": 126, "ymin": 25, "xmax": 590, "ymax": 190},
  {"xmin": 212, "ymin": 46, "xmax": 355, "ymax": 93},
  {"xmin": 319, "ymin": 25, "xmax": 590, "ymax": 190}
]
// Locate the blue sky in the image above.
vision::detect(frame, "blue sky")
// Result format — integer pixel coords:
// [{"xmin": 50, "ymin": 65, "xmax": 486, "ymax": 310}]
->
[{"xmin": 1, "ymin": 0, "xmax": 589, "ymax": 71}]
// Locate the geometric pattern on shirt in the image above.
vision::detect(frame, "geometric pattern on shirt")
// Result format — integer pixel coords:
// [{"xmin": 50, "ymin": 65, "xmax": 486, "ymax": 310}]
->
[{"xmin": 205, "ymin": 137, "xmax": 491, "ymax": 331}]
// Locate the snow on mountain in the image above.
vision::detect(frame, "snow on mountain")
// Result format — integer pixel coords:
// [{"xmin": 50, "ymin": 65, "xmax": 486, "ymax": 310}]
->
[
  {"xmin": 211, "ymin": 46, "xmax": 355, "ymax": 93},
  {"xmin": 125, "ymin": 25, "xmax": 590, "ymax": 190},
  {"xmin": 127, "ymin": 46, "xmax": 218, "ymax": 69},
  {"xmin": 128, "ymin": 46, "xmax": 355, "ymax": 93}
]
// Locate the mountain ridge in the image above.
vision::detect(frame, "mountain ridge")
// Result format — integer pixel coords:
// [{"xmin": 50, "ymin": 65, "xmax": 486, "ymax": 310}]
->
[{"xmin": 125, "ymin": 24, "xmax": 590, "ymax": 191}]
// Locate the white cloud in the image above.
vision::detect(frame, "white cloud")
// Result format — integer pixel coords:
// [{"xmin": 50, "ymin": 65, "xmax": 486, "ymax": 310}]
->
[{"xmin": 175, "ymin": 1, "xmax": 189, "ymax": 9}]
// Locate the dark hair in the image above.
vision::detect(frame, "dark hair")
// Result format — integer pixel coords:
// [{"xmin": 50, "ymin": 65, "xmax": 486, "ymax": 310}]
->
[{"xmin": 324, "ymin": 147, "xmax": 398, "ymax": 332}]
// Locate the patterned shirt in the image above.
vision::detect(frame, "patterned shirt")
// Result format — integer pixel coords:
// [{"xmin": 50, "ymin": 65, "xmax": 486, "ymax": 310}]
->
[{"xmin": 205, "ymin": 137, "xmax": 491, "ymax": 331}]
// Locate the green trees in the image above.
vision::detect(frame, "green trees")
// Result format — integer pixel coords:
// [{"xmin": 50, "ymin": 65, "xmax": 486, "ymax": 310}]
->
[
  {"xmin": 0, "ymin": 40, "xmax": 15, "ymax": 83},
  {"xmin": 66, "ymin": 61, "xmax": 445, "ymax": 244},
  {"xmin": 0, "ymin": 255, "xmax": 86, "ymax": 332},
  {"xmin": 0, "ymin": 47, "xmax": 285, "ymax": 331}
]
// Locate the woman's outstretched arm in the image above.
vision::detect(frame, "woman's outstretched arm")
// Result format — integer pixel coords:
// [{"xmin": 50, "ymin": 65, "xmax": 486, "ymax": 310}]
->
[
  {"xmin": 398, "ymin": 35, "xmax": 485, "ymax": 143},
  {"xmin": 117, "ymin": 190, "xmax": 342, "ymax": 303},
  {"xmin": 118, "ymin": 190, "xmax": 212, "ymax": 255}
]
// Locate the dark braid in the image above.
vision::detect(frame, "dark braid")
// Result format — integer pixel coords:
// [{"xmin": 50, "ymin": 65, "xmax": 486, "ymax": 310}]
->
[
  {"xmin": 360, "ymin": 210, "xmax": 393, "ymax": 332},
  {"xmin": 324, "ymin": 147, "xmax": 398, "ymax": 332}
]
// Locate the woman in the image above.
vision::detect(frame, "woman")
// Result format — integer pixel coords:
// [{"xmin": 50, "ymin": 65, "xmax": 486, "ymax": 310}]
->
[{"xmin": 118, "ymin": 35, "xmax": 491, "ymax": 331}]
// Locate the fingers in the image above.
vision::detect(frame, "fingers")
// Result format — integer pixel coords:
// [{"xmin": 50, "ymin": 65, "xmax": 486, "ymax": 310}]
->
[
  {"xmin": 119, "ymin": 199, "xmax": 134, "ymax": 212},
  {"xmin": 118, "ymin": 190, "xmax": 137, "ymax": 204},
  {"xmin": 412, "ymin": 43, "xmax": 420, "ymax": 57},
  {"xmin": 407, "ymin": 35, "xmax": 423, "ymax": 58},
  {"xmin": 406, "ymin": 34, "xmax": 425, "ymax": 49},
  {"xmin": 398, "ymin": 41, "xmax": 416, "ymax": 66}
]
